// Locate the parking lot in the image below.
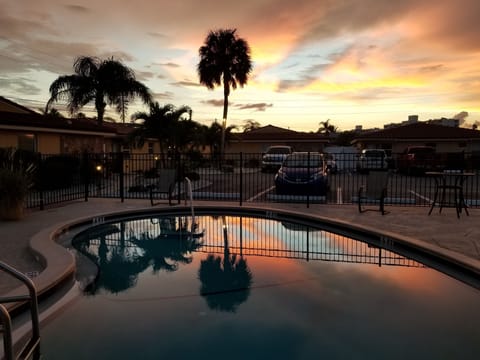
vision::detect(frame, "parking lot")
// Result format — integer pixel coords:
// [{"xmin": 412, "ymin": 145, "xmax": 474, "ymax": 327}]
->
[
  {"xmin": 25, "ymin": 154, "xmax": 480, "ymax": 210},
  {"xmin": 168, "ymin": 168, "xmax": 480, "ymax": 207}
]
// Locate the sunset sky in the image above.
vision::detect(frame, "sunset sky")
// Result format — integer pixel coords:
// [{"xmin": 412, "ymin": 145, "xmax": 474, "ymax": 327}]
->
[{"xmin": 1, "ymin": 0, "xmax": 479, "ymax": 131}]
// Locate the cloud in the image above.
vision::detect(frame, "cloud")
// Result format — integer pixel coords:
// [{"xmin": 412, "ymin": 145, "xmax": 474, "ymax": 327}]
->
[
  {"xmin": 153, "ymin": 92, "xmax": 174, "ymax": 100},
  {"xmin": 64, "ymin": 4, "xmax": 90, "ymax": 13},
  {"xmin": 147, "ymin": 32, "xmax": 168, "ymax": 39},
  {"xmin": 419, "ymin": 64, "xmax": 444, "ymax": 73},
  {"xmin": 201, "ymin": 99, "xmax": 225, "ymax": 107},
  {"xmin": 135, "ymin": 71, "xmax": 156, "ymax": 81},
  {"xmin": 1, "ymin": 0, "xmax": 480, "ymax": 128},
  {"xmin": 171, "ymin": 80, "xmax": 202, "ymax": 87},
  {"xmin": 160, "ymin": 62, "xmax": 180, "ymax": 68},
  {"xmin": 236, "ymin": 103, "xmax": 273, "ymax": 112},
  {"xmin": 0, "ymin": 77, "xmax": 42, "ymax": 95}
]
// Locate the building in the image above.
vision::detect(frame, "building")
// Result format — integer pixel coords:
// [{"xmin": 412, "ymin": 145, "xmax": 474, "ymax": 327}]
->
[
  {"xmin": 227, "ymin": 125, "xmax": 330, "ymax": 154},
  {"xmin": 0, "ymin": 96, "xmax": 159, "ymax": 155},
  {"xmin": 351, "ymin": 121, "xmax": 480, "ymax": 154}
]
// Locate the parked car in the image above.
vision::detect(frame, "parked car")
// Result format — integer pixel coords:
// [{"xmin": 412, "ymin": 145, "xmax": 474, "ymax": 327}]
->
[
  {"xmin": 261, "ymin": 145, "xmax": 293, "ymax": 172},
  {"xmin": 356, "ymin": 149, "xmax": 389, "ymax": 173},
  {"xmin": 275, "ymin": 152, "xmax": 328, "ymax": 195},
  {"xmin": 396, "ymin": 146, "xmax": 439, "ymax": 175}
]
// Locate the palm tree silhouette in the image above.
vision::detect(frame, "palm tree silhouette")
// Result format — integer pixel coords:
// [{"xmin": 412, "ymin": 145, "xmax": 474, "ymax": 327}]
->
[
  {"xmin": 318, "ymin": 119, "xmax": 338, "ymax": 136},
  {"xmin": 47, "ymin": 56, "xmax": 152, "ymax": 124},
  {"xmin": 79, "ymin": 234, "xmax": 147, "ymax": 294},
  {"xmin": 130, "ymin": 102, "xmax": 192, "ymax": 165},
  {"xmin": 130, "ymin": 217, "xmax": 204, "ymax": 274},
  {"xmin": 200, "ymin": 122, "xmax": 237, "ymax": 164},
  {"xmin": 198, "ymin": 29, "xmax": 252, "ymax": 159},
  {"xmin": 75, "ymin": 218, "xmax": 203, "ymax": 294},
  {"xmin": 198, "ymin": 216, "xmax": 253, "ymax": 312}
]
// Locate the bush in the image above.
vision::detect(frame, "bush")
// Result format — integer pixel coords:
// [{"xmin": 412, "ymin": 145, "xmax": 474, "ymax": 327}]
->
[
  {"xmin": 0, "ymin": 168, "xmax": 29, "ymax": 202},
  {"xmin": 39, "ymin": 155, "xmax": 81, "ymax": 190},
  {"xmin": 0, "ymin": 148, "xmax": 36, "ymax": 220}
]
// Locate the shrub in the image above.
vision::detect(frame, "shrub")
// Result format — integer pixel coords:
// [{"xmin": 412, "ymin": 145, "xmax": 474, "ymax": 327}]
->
[
  {"xmin": 39, "ymin": 155, "xmax": 80, "ymax": 190},
  {"xmin": 0, "ymin": 148, "xmax": 36, "ymax": 220}
]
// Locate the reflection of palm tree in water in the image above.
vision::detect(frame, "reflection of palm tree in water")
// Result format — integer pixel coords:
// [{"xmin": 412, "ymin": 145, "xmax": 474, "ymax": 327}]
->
[
  {"xmin": 87, "ymin": 235, "xmax": 146, "ymax": 294},
  {"xmin": 198, "ymin": 216, "xmax": 253, "ymax": 312},
  {"xmin": 75, "ymin": 217, "xmax": 203, "ymax": 294},
  {"xmin": 131, "ymin": 218, "xmax": 203, "ymax": 274}
]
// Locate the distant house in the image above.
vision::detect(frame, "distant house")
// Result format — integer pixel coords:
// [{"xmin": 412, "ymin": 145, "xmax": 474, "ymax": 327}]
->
[
  {"xmin": 351, "ymin": 122, "xmax": 480, "ymax": 154},
  {"xmin": 227, "ymin": 124, "xmax": 330, "ymax": 153},
  {"xmin": 0, "ymin": 96, "xmax": 159, "ymax": 155}
]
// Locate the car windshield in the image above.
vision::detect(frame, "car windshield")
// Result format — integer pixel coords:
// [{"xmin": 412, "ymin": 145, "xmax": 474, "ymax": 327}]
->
[
  {"xmin": 268, "ymin": 147, "xmax": 291, "ymax": 154},
  {"xmin": 283, "ymin": 154, "xmax": 323, "ymax": 168}
]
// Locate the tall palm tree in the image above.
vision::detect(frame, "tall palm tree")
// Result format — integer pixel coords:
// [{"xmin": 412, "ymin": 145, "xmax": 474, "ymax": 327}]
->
[
  {"xmin": 47, "ymin": 56, "xmax": 152, "ymax": 124},
  {"xmin": 197, "ymin": 29, "xmax": 252, "ymax": 157}
]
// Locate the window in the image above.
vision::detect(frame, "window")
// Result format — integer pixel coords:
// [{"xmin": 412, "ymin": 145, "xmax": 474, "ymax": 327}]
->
[
  {"xmin": 148, "ymin": 142, "xmax": 154, "ymax": 154},
  {"xmin": 18, "ymin": 134, "xmax": 36, "ymax": 152}
]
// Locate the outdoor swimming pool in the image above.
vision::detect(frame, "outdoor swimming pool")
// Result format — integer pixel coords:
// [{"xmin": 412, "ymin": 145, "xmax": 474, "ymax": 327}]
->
[{"xmin": 35, "ymin": 208, "xmax": 480, "ymax": 359}]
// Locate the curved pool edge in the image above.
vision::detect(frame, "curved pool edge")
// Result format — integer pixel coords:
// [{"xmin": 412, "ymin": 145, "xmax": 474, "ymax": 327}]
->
[{"xmin": 7, "ymin": 204, "xmax": 480, "ymax": 312}]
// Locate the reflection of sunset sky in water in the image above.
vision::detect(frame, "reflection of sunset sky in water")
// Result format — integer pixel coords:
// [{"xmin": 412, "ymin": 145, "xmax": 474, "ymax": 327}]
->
[{"xmin": 51, "ymin": 214, "xmax": 480, "ymax": 359}]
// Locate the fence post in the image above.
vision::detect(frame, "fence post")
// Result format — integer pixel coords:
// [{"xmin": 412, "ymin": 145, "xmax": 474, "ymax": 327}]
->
[
  {"xmin": 119, "ymin": 152, "xmax": 124, "ymax": 202},
  {"xmin": 176, "ymin": 152, "xmax": 181, "ymax": 204},
  {"xmin": 37, "ymin": 152, "xmax": 44, "ymax": 210},
  {"xmin": 83, "ymin": 152, "xmax": 89, "ymax": 202},
  {"xmin": 306, "ymin": 151, "xmax": 310, "ymax": 208},
  {"xmin": 240, "ymin": 152, "xmax": 243, "ymax": 206}
]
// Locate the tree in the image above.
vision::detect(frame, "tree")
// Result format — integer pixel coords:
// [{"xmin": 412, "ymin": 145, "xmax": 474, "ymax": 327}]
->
[
  {"xmin": 200, "ymin": 122, "xmax": 237, "ymax": 160},
  {"xmin": 130, "ymin": 102, "xmax": 193, "ymax": 160},
  {"xmin": 197, "ymin": 29, "xmax": 252, "ymax": 157},
  {"xmin": 242, "ymin": 119, "xmax": 261, "ymax": 132},
  {"xmin": 47, "ymin": 56, "xmax": 152, "ymax": 125},
  {"xmin": 46, "ymin": 108, "xmax": 63, "ymax": 118},
  {"xmin": 318, "ymin": 119, "xmax": 338, "ymax": 136}
]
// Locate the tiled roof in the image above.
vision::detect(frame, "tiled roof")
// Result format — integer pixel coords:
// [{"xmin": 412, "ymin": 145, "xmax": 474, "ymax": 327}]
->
[
  {"xmin": 236, "ymin": 124, "xmax": 329, "ymax": 142},
  {"xmin": 0, "ymin": 111, "xmax": 117, "ymax": 134},
  {"xmin": 355, "ymin": 122, "xmax": 480, "ymax": 141}
]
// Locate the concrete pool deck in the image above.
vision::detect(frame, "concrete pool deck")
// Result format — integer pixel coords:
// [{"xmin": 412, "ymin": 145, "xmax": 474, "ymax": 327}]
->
[{"xmin": 1, "ymin": 198, "xmax": 480, "ymax": 298}]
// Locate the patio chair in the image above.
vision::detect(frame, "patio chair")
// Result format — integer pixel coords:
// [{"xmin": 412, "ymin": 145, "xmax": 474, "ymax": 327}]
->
[
  {"xmin": 358, "ymin": 171, "xmax": 390, "ymax": 215},
  {"xmin": 150, "ymin": 168, "xmax": 177, "ymax": 206}
]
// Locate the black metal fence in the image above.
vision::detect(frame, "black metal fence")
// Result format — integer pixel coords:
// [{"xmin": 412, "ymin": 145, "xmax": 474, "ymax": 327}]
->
[{"xmin": 25, "ymin": 151, "xmax": 480, "ymax": 210}]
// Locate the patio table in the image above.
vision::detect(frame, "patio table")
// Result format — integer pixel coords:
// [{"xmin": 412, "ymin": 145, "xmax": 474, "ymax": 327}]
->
[{"xmin": 426, "ymin": 171, "xmax": 474, "ymax": 218}]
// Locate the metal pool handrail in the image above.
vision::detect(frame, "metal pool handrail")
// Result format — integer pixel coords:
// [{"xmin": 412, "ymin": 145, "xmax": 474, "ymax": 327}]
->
[{"xmin": 0, "ymin": 261, "xmax": 40, "ymax": 360}]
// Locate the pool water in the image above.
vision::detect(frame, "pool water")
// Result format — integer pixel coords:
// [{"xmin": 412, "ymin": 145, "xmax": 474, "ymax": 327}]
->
[{"xmin": 39, "ymin": 213, "xmax": 480, "ymax": 359}]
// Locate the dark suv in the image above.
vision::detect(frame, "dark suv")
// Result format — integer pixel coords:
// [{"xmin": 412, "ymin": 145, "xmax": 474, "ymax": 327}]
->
[{"xmin": 396, "ymin": 146, "xmax": 438, "ymax": 175}]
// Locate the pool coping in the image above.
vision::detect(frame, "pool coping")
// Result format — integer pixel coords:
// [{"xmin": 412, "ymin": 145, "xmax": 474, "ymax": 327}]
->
[{"xmin": 5, "ymin": 204, "xmax": 480, "ymax": 313}]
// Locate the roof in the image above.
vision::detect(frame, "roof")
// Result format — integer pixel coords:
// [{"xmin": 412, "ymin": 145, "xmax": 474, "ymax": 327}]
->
[
  {"xmin": 235, "ymin": 124, "xmax": 329, "ymax": 142},
  {"xmin": 0, "ymin": 96, "xmax": 140, "ymax": 136},
  {"xmin": 353, "ymin": 122, "xmax": 480, "ymax": 143},
  {"xmin": 0, "ymin": 111, "xmax": 118, "ymax": 135},
  {"xmin": 0, "ymin": 96, "xmax": 39, "ymax": 114}
]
